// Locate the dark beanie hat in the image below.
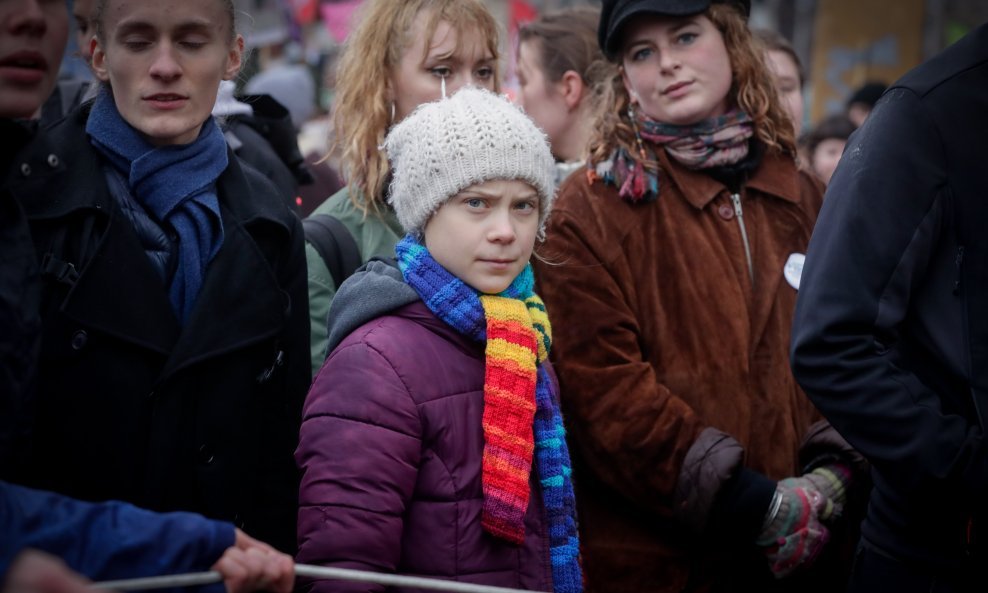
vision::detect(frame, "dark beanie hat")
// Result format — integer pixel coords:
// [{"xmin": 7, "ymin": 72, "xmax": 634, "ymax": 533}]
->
[
  {"xmin": 598, "ymin": 0, "xmax": 751, "ymax": 59},
  {"xmin": 846, "ymin": 81, "xmax": 887, "ymax": 108}
]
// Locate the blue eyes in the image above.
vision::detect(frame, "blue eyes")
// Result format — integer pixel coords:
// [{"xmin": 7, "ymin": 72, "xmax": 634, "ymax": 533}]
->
[
  {"xmin": 631, "ymin": 47, "xmax": 653, "ymax": 61},
  {"xmin": 463, "ymin": 199, "xmax": 537, "ymax": 212},
  {"xmin": 628, "ymin": 32, "xmax": 699, "ymax": 61},
  {"xmin": 429, "ymin": 66, "xmax": 495, "ymax": 80}
]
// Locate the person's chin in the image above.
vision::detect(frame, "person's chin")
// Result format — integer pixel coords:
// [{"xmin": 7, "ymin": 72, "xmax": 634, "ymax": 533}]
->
[{"xmin": 0, "ymin": 90, "xmax": 46, "ymax": 119}]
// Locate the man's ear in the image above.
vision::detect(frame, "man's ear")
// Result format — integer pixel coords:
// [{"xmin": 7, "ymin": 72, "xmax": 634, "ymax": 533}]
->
[
  {"xmin": 91, "ymin": 38, "xmax": 110, "ymax": 82},
  {"xmin": 223, "ymin": 35, "xmax": 245, "ymax": 81},
  {"xmin": 558, "ymin": 70, "xmax": 586, "ymax": 111}
]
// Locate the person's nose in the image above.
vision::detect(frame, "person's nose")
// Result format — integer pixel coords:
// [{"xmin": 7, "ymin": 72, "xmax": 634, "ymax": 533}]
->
[
  {"xmin": 658, "ymin": 48, "xmax": 680, "ymax": 74},
  {"xmin": 8, "ymin": 0, "xmax": 47, "ymax": 37},
  {"xmin": 487, "ymin": 209, "xmax": 517, "ymax": 244},
  {"xmin": 149, "ymin": 43, "xmax": 182, "ymax": 82}
]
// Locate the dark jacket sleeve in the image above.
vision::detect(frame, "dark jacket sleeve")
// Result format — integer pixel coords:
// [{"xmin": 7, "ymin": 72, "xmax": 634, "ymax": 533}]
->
[
  {"xmin": 257, "ymin": 210, "xmax": 310, "ymax": 554},
  {"xmin": 296, "ymin": 333, "xmax": 422, "ymax": 593},
  {"xmin": 0, "ymin": 481, "xmax": 234, "ymax": 585},
  {"xmin": 0, "ymin": 191, "xmax": 39, "ymax": 480},
  {"xmin": 791, "ymin": 87, "xmax": 988, "ymax": 496}
]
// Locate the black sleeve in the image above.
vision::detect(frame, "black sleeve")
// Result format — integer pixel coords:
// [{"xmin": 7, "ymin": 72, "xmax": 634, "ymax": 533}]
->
[{"xmin": 791, "ymin": 87, "xmax": 988, "ymax": 497}]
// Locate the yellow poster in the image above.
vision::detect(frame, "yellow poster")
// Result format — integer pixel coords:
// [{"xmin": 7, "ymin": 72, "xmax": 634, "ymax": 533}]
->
[{"xmin": 808, "ymin": 0, "xmax": 924, "ymax": 123}]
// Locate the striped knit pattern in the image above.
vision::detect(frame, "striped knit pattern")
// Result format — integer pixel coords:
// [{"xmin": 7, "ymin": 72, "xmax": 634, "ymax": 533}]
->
[
  {"xmin": 396, "ymin": 235, "xmax": 582, "ymax": 593},
  {"xmin": 478, "ymin": 295, "xmax": 538, "ymax": 543}
]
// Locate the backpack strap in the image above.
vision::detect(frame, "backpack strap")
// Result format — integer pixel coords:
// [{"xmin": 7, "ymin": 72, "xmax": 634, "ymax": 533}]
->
[{"xmin": 303, "ymin": 214, "xmax": 362, "ymax": 289}]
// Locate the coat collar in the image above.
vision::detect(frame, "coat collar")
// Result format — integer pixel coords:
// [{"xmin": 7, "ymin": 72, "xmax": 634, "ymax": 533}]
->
[
  {"xmin": 12, "ymin": 106, "xmax": 295, "ymax": 375},
  {"xmin": 658, "ymin": 145, "xmax": 802, "ymax": 209},
  {"xmin": 12, "ymin": 103, "xmax": 291, "ymax": 234}
]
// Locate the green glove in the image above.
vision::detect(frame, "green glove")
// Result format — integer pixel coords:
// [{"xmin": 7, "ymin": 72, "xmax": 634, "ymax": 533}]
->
[
  {"xmin": 756, "ymin": 483, "xmax": 830, "ymax": 578},
  {"xmin": 780, "ymin": 462, "xmax": 852, "ymax": 521}
]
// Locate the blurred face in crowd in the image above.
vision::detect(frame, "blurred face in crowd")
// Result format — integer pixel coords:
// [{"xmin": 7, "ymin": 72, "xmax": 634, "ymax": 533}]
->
[
  {"xmin": 424, "ymin": 179, "xmax": 540, "ymax": 294},
  {"xmin": 0, "ymin": 0, "xmax": 69, "ymax": 118},
  {"xmin": 847, "ymin": 102, "xmax": 870, "ymax": 127},
  {"xmin": 516, "ymin": 38, "xmax": 573, "ymax": 160},
  {"xmin": 810, "ymin": 138, "xmax": 845, "ymax": 185},
  {"xmin": 73, "ymin": 0, "xmax": 96, "ymax": 63},
  {"xmin": 390, "ymin": 9, "xmax": 496, "ymax": 123},
  {"xmin": 91, "ymin": 0, "xmax": 243, "ymax": 146},
  {"xmin": 620, "ymin": 14, "xmax": 732, "ymax": 126},
  {"xmin": 764, "ymin": 48, "xmax": 803, "ymax": 134}
]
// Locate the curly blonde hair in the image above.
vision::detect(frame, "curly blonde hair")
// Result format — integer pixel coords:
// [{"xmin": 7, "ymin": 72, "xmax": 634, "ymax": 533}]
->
[
  {"xmin": 588, "ymin": 4, "xmax": 796, "ymax": 169},
  {"xmin": 331, "ymin": 0, "xmax": 500, "ymax": 217}
]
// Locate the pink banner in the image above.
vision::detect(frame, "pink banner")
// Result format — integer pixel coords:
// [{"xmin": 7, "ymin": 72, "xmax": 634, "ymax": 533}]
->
[{"xmin": 321, "ymin": 0, "xmax": 364, "ymax": 44}]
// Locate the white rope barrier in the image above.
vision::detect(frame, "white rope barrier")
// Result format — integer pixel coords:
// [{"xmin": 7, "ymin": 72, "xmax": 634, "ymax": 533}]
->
[{"xmin": 91, "ymin": 564, "xmax": 540, "ymax": 593}]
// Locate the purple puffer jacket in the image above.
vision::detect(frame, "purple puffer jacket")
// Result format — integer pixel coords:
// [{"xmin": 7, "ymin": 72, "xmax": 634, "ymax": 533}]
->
[{"xmin": 297, "ymin": 298, "xmax": 556, "ymax": 592}]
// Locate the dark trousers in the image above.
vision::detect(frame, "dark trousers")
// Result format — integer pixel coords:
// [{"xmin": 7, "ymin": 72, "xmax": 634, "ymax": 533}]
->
[{"xmin": 847, "ymin": 544, "xmax": 977, "ymax": 593}]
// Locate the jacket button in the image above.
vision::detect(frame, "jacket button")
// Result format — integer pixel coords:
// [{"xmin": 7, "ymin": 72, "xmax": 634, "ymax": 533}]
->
[
  {"xmin": 198, "ymin": 444, "xmax": 215, "ymax": 465},
  {"xmin": 70, "ymin": 330, "xmax": 88, "ymax": 350},
  {"xmin": 19, "ymin": 163, "xmax": 31, "ymax": 177},
  {"xmin": 717, "ymin": 204, "xmax": 735, "ymax": 220},
  {"xmin": 46, "ymin": 154, "xmax": 60, "ymax": 168}
]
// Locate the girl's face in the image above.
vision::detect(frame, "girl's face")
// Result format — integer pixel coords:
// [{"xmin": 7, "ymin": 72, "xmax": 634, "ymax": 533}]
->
[
  {"xmin": 620, "ymin": 14, "xmax": 732, "ymax": 126},
  {"xmin": 73, "ymin": 0, "xmax": 97, "ymax": 64},
  {"xmin": 91, "ymin": 0, "xmax": 242, "ymax": 146},
  {"xmin": 765, "ymin": 48, "xmax": 803, "ymax": 134},
  {"xmin": 811, "ymin": 138, "xmax": 846, "ymax": 186},
  {"xmin": 0, "ymin": 0, "xmax": 69, "ymax": 119},
  {"xmin": 423, "ymin": 179, "xmax": 540, "ymax": 295},
  {"xmin": 516, "ymin": 38, "xmax": 571, "ymax": 159},
  {"xmin": 390, "ymin": 10, "xmax": 496, "ymax": 123}
]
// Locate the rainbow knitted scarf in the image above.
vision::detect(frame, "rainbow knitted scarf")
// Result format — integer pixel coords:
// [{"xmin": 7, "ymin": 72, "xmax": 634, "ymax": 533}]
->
[{"xmin": 396, "ymin": 235, "xmax": 582, "ymax": 593}]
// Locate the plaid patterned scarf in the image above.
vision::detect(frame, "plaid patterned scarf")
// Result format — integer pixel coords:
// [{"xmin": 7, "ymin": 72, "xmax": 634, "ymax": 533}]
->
[
  {"xmin": 396, "ymin": 235, "xmax": 582, "ymax": 593},
  {"xmin": 594, "ymin": 109, "xmax": 754, "ymax": 203}
]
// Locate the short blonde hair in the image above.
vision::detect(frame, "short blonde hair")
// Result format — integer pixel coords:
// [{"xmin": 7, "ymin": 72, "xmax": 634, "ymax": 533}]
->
[
  {"xmin": 331, "ymin": 0, "xmax": 500, "ymax": 217},
  {"xmin": 589, "ymin": 4, "xmax": 796, "ymax": 170}
]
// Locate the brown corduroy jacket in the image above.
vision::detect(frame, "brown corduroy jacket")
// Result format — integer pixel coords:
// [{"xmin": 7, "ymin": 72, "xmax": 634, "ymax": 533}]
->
[{"xmin": 535, "ymin": 148, "xmax": 856, "ymax": 592}]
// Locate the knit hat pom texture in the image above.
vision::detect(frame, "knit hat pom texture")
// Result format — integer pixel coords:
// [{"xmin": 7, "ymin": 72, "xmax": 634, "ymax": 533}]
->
[{"xmin": 384, "ymin": 87, "xmax": 556, "ymax": 234}]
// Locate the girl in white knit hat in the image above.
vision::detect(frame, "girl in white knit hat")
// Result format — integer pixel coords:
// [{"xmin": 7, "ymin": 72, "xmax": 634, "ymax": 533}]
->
[
  {"xmin": 303, "ymin": 0, "xmax": 502, "ymax": 378},
  {"xmin": 297, "ymin": 87, "xmax": 582, "ymax": 593}
]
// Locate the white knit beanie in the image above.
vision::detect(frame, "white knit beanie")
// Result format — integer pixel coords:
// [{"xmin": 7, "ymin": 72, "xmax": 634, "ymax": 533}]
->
[{"xmin": 384, "ymin": 87, "xmax": 556, "ymax": 235}]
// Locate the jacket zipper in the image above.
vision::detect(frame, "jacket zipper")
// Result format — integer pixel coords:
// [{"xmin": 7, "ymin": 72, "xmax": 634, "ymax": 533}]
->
[
  {"xmin": 730, "ymin": 193, "xmax": 754, "ymax": 284},
  {"xmin": 954, "ymin": 245, "xmax": 965, "ymax": 295}
]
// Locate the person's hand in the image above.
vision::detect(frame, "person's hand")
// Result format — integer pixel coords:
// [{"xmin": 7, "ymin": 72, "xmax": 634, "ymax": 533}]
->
[
  {"xmin": 779, "ymin": 462, "xmax": 852, "ymax": 522},
  {"xmin": 755, "ymin": 483, "xmax": 830, "ymax": 578},
  {"xmin": 210, "ymin": 529, "xmax": 294, "ymax": 593},
  {"xmin": 2, "ymin": 550, "xmax": 92, "ymax": 593}
]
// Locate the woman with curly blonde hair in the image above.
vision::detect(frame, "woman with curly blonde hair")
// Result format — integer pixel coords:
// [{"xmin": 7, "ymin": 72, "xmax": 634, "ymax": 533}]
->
[
  {"xmin": 304, "ymin": 0, "xmax": 500, "ymax": 375},
  {"xmin": 534, "ymin": 0, "xmax": 865, "ymax": 591}
]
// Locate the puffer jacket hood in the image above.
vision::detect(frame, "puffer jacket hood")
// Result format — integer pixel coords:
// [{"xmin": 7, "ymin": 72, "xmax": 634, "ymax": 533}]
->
[{"xmin": 325, "ymin": 258, "xmax": 418, "ymax": 354}]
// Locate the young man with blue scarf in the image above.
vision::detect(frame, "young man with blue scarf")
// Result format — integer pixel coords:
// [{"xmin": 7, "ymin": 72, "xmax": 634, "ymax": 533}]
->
[{"xmin": 3, "ymin": 0, "xmax": 308, "ymax": 581}]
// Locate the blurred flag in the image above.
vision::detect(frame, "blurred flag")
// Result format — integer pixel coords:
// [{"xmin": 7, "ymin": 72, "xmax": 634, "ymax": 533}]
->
[
  {"xmin": 286, "ymin": 0, "xmax": 318, "ymax": 25},
  {"xmin": 321, "ymin": 0, "xmax": 364, "ymax": 44}
]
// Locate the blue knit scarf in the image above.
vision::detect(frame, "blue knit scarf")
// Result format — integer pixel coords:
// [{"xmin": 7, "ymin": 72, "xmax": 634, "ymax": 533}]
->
[
  {"xmin": 86, "ymin": 87, "xmax": 227, "ymax": 324},
  {"xmin": 396, "ymin": 235, "xmax": 582, "ymax": 593}
]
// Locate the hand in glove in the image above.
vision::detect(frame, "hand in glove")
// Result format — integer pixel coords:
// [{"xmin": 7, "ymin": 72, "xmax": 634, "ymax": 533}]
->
[
  {"xmin": 780, "ymin": 462, "xmax": 852, "ymax": 522},
  {"xmin": 755, "ymin": 482, "xmax": 830, "ymax": 578}
]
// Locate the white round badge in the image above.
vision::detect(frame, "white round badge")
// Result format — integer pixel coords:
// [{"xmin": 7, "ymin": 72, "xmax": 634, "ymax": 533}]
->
[{"xmin": 784, "ymin": 253, "xmax": 805, "ymax": 290}]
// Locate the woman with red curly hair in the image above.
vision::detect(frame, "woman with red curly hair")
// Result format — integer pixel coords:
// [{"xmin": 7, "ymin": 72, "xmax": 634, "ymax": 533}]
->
[{"xmin": 534, "ymin": 0, "xmax": 865, "ymax": 591}]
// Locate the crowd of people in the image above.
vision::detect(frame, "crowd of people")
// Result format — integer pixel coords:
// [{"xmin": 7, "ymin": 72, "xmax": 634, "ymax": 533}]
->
[{"xmin": 2, "ymin": 0, "xmax": 987, "ymax": 592}]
